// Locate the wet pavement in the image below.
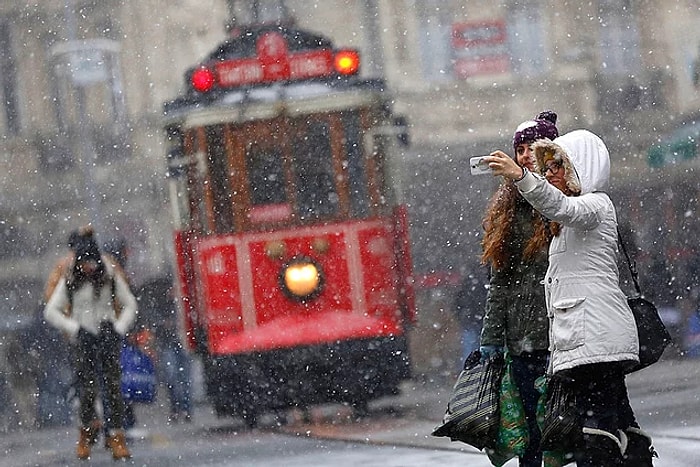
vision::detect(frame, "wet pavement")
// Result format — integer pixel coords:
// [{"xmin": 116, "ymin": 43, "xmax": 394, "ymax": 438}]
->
[
  {"xmin": 280, "ymin": 356, "xmax": 700, "ymax": 466},
  {"xmin": 1, "ymin": 357, "xmax": 699, "ymax": 466}
]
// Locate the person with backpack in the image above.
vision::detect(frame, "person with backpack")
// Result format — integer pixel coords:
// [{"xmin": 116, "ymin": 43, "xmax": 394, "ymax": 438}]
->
[{"xmin": 44, "ymin": 226, "xmax": 137, "ymax": 460}]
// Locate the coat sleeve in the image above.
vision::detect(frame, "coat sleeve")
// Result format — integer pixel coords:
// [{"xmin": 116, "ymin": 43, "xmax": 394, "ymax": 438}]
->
[
  {"xmin": 112, "ymin": 272, "xmax": 137, "ymax": 336},
  {"xmin": 43, "ymin": 280, "xmax": 80, "ymax": 338},
  {"xmin": 43, "ymin": 255, "xmax": 73, "ymax": 303},
  {"xmin": 516, "ymin": 172, "xmax": 609, "ymax": 230}
]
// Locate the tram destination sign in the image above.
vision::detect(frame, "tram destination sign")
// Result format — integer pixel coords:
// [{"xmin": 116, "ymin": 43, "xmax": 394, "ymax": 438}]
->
[{"xmin": 215, "ymin": 31, "xmax": 335, "ymax": 88}]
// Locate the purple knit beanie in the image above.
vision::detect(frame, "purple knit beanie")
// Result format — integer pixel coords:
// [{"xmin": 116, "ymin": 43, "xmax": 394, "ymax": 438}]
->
[{"xmin": 512, "ymin": 111, "xmax": 559, "ymax": 151}]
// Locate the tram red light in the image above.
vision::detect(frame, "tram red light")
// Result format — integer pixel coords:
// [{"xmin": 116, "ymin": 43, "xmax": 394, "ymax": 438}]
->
[
  {"xmin": 334, "ymin": 49, "xmax": 360, "ymax": 76},
  {"xmin": 191, "ymin": 67, "xmax": 216, "ymax": 92}
]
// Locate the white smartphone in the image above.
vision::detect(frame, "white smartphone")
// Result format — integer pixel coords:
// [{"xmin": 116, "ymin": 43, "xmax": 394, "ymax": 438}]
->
[{"xmin": 469, "ymin": 156, "xmax": 492, "ymax": 175}]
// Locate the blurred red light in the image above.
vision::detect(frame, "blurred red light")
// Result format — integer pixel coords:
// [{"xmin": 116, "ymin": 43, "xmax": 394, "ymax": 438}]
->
[
  {"xmin": 334, "ymin": 50, "xmax": 360, "ymax": 76},
  {"xmin": 191, "ymin": 67, "xmax": 215, "ymax": 92}
]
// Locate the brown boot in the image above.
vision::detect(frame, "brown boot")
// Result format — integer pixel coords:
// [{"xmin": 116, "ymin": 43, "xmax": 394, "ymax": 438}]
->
[
  {"xmin": 107, "ymin": 430, "xmax": 131, "ymax": 460},
  {"xmin": 76, "ymin": 427, "xmax": 92, "ymax": 460},
  {"xmin": 87, "ymin": 418, "xmax": 102, "ymax": 446}
]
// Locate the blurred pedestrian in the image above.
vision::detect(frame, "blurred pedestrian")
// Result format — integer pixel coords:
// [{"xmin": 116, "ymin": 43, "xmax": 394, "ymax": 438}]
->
[
  {"xmin": 681, "ymin": 297, "xmax": 700, "ymax": 358},
  {"xmin": 453, "ymin": 266, "xmax": 488, "ymax": 364},
  {"xmin": 46, "ymin": 228, "xmax": 132, "ymax": 445},
  {"xmin": 20, "ymin": 306, "xmax": 73, "ymax": 428},
  {"xmin": 138, "ymin": 277, "xmax": 193, "ymax": 423},
  {"xmin": 486, "ymin": 129, "xmax": 657, "ymax": 466},
  {"xmin": 479, "ymin": 111, "xmax": 558, "ymax": 467},
  {"xmin": 44, "ymin": 226, "xmax": 137, "ymax": 460}
]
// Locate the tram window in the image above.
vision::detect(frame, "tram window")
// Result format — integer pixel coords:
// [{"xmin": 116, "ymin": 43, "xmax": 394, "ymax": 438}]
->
[
  {"xmin": 187, "ymin": 130, "xmax": 211, "ymax": 234},
  {"xmin": 294, "ymin": 121, "xmax": 338, "ymax": 220},
  {"xmin": 247, "ymin": 145, "xmax": 287, "ymax": 205},
  {"xmin": 343, "ymin": 112, "xmax": 370, "ymax": 217},
  {"xmin": 166, "ymin": 145, "xmax": 193, "ymax": 230},
  {"xmin": 206, "ymin": 126, "xmax": 235, "ymax": 233},
  {"xmin": 372, "ymin": 135, "xmax": 394, "ymax": 208}
]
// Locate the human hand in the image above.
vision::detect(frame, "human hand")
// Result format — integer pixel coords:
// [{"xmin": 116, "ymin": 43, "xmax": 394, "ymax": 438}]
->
[
  {"xmin": 479, "ymin": 345, "xmax": 504, "ymax": 363},
  {"xmin": 71, "ymin": 326, "xmax": 89, "ymax": 345},
  {"xmin": 99, "ymin": 321, "xmax": 123, "ymax": 346},
  {"xmin": 484, "ymin": 151, "xmax": 525, "ymax": 180}
]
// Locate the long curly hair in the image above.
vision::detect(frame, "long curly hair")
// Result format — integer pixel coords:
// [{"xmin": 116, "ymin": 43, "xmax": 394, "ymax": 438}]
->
[{"xmin": 481, "ymin": 181, "xmax": 558, "ymax": 271}]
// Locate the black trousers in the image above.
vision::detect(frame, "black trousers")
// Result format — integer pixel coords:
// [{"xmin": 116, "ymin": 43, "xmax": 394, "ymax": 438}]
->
[
  {"xmin": 511, "ymin": 351, "xmax": 549, "ymax": 467},
  {"xmin": 563, "ymin": 362, "xmax": 637, "ymax": 434},
  {"xmin": 75, "ymin": 322, "xmax": 124, "ymax": 432},
  {"xmin": 563, "ymin": 362, "xmax": 638, "ymax": 466}
]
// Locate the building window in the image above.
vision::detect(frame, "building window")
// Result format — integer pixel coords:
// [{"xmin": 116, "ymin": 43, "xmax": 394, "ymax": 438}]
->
[
  {"xmin": 417, "ymin": 1, "xmax": 453, "ymax": 82},
  {"xmin": 49, "ymin": 39, "xmax": 129, "ymax": 163},
  {"xmin": 507, "ymin": 1, "xmax": 548, "ymax": 78},
  {"xmin": 598, "ymin": 0, "xmax": 641, "ymax": 77},
  {"xmin": 0, "ymin": 21, "xmax": 21, "ymax": 135}
]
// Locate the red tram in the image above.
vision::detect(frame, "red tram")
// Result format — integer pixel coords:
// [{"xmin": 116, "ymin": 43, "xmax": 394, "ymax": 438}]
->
[{"xmin": 163, "ymin": 24, "xmax": 416, "ymax": 425}]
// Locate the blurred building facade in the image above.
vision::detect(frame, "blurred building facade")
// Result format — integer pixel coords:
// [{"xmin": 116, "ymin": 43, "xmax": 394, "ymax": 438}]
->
[{"xmin": 0, "ymin": 0, "xmax": 699, "ymax": 382}]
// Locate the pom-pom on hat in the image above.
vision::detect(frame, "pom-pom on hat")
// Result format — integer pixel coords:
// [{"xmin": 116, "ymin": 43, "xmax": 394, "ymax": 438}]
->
[{"xmin": 512, "ymin": 110, "xmax": 559, "ymax": 151}]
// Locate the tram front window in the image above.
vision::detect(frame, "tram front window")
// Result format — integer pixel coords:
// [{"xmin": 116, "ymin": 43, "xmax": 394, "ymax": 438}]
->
[
  {"xmin": 206, "ymin": 126, "xmax": 235, "ymax": 233},
  {"xmin": 247, "ymin": 145, "xmax": 286, "ymax": 205},
  {"xmin": 343, "ymin": 112, "xmax": 370, "ymax": 217},
  {"xmin": 295, "ymin": 121, "xmax": 338, "ymax": 220}
]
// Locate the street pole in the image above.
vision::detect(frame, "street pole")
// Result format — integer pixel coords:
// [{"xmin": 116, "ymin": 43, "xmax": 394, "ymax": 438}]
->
[{"xmin": 63, "ymin": 0, "xmax": 102, "ymax": 235}]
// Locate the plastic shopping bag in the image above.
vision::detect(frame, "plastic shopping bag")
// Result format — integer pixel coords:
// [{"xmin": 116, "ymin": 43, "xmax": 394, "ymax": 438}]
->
[
  {"xmin": 486, "ymin": 354, "xmax": 529, "ymax": 466},
  {"xmin": 120, "ymin": 343, "xmax": 157, "ymax": 403}
]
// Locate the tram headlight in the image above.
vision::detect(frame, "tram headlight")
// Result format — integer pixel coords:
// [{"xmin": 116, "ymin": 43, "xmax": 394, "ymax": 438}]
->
[{"xmin": 280, "ymin": 257, "xmax": 323, "ymax": 300}]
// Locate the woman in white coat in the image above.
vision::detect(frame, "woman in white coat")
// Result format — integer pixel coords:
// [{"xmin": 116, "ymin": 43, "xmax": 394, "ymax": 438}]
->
[
  {"xmin": 44, "ymin": 228, "xmax": 136, "ymax": 460},
  {"xmin": 485, "ymin": 130, "xmax": 656, "ymax": 466}
]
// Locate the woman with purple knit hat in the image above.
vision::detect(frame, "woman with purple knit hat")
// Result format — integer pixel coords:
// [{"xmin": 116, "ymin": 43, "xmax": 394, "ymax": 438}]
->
[
  {"xmin": 479, "ymin": 111, "xmax": 559, "ymax": 467},
  {"xmin": 485, "ymin": 129, "xmax": 658, "ymax": 466}
]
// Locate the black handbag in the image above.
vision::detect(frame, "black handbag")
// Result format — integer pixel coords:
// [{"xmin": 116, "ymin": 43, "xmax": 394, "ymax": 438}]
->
[
  {"xmin": 540, "ymin": 374, "xmax": 579, "ymax": 452},
  {"xmin": 432, "ymin": 350, "xmax": 504, "ymax": 450},
  {"xmin": 628, "ymin": 296, "xmax": 671, "ymax": 370},
  {"xmin": 618, "ymin": 229, "xmax": 672, "ymax": 372}
]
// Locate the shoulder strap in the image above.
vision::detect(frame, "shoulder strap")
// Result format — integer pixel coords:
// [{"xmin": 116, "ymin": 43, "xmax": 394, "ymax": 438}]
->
[
  {"xmin": 67, "ymin": 278, "xmax": 74, "ymax": 311},
  {"xmin": 602, "ymin": 190, "xmax": 642, "ymax": 298},
  {"xmin": 616, "ymin": 227, "xmax": 642, "ymax": 297},
  {"xmin": 109, "ymin": 270, "xmax": 122, "ymax": 317}
]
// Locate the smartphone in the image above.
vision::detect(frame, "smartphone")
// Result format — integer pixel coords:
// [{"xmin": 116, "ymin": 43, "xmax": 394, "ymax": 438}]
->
[{"xmin": 470, "ymin": 155, "xmax": 492, "ymax": 175}]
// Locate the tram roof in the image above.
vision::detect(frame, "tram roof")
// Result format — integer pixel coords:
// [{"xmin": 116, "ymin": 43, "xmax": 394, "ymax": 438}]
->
[
  {"xmin": 163, "ymin": 78, "xmax": 390, "ymax": 128},
  {"xmin": 163, "ymin": 23, "xmax": 391, "ymax": 127}
]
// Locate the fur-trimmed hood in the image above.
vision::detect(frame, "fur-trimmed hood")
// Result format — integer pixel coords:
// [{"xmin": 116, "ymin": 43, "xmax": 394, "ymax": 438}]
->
[{"xmin": 532, "ymin": 129, "xmax": 611, "ymax": 195}]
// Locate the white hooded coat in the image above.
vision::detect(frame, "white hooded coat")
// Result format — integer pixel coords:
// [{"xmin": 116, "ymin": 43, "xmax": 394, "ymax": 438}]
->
[{"xmin": 515, "ymin": 130, "xmax": 639, "ymax": 374}]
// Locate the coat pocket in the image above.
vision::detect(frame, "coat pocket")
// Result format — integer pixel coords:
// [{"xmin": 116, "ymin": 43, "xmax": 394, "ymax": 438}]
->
[{"xmin": 551, "ymin": 297, "xmax": 586, "ymax": 351}]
